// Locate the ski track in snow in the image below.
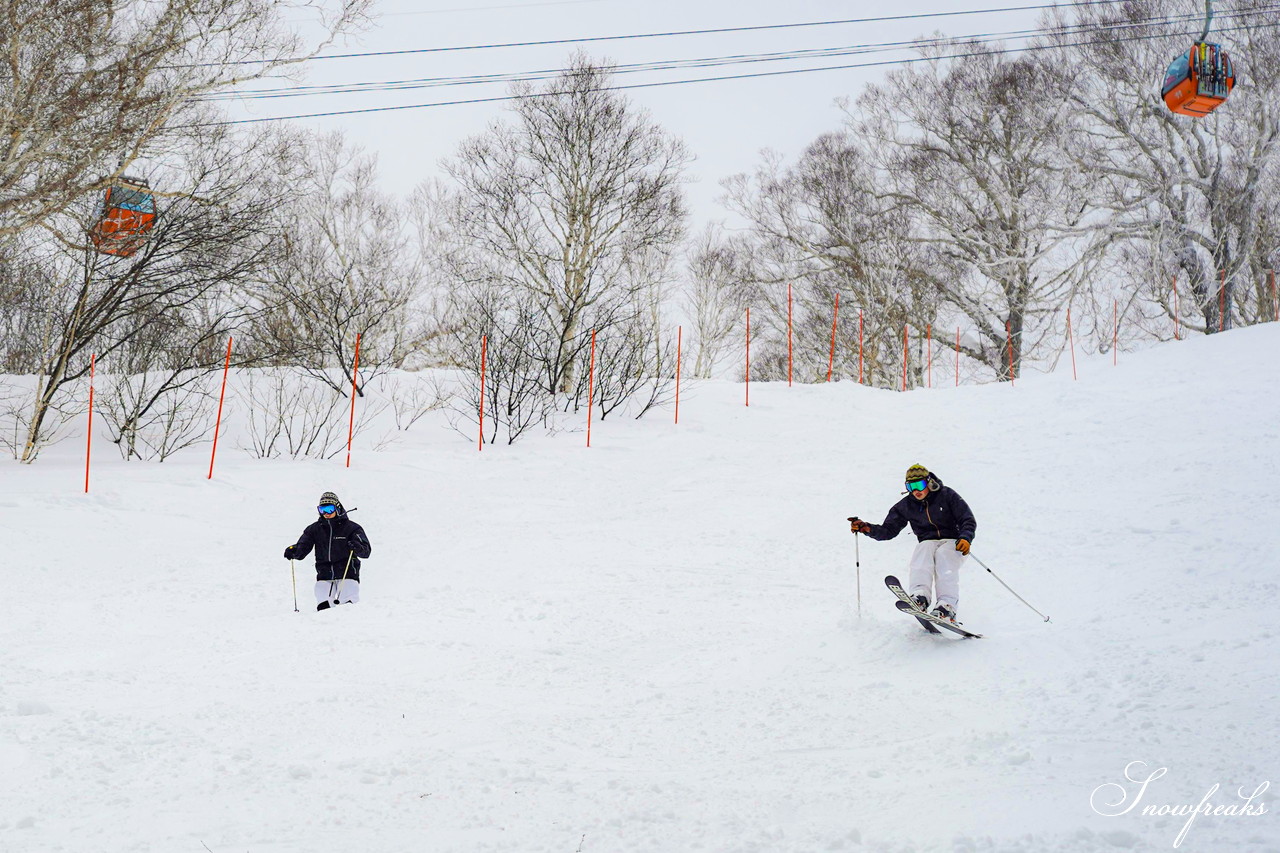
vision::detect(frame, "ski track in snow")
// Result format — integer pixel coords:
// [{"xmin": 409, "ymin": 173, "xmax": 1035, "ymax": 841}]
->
[{"xmin": 1, "ymin": 326, "xmax": 1278, "ymax": 852}]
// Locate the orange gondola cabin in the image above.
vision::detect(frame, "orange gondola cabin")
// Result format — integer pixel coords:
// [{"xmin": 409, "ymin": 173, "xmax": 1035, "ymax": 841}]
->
[
  {"xmin": 1162, "ymin": 42, "xmax": 1235, "ymax": 117},
  {"xmin": 90, "ymin": 176, "xmax": 157, "ymax": 257}
]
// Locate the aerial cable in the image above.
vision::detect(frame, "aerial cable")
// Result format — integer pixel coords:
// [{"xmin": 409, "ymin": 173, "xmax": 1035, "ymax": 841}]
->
[
  {"xmin": 203, "ymin": 5, "xmax": 1266, "ymax": 103},
  {"xmin": 168, "ymin": 0, "xmax": 1137, "ymax": 68},
  {"xmin": 202, "ymin": 16, "xmax": 1280, "ymax": 126}
]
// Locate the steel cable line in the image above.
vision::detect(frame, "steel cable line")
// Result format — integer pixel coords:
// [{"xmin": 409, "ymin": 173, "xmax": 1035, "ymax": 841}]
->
[
  {"xmin": 197, "ymin": 15, "xmax": 1280, "ymax": 124},
  {"xmin": 168, "ymin": 0, "xmax": 1138, "ymax": 69},
  {"xmin": 199, "ymin": 6, "xmax": 1269, "ymax": 103}
]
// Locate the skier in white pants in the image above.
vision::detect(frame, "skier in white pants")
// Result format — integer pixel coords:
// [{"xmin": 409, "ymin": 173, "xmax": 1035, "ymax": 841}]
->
[
  {"xmin": 284, "ymin": 491, "xmax": 372, "ymax": 611},
  {"xmin": 849, "ymin": 465, "xmax": 976, "ymax": 622}
]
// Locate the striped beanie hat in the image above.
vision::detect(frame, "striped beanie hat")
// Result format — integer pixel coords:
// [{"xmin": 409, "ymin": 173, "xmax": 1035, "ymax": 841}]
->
[{"xmin": 904, "ymin": 465, "xmax": 931, "ymax": 484}]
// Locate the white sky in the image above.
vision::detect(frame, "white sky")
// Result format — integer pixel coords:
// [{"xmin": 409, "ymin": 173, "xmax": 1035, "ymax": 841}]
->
[{"xmin": 225, "ymin": 0, "xmax": 1049, "ymax": 224}]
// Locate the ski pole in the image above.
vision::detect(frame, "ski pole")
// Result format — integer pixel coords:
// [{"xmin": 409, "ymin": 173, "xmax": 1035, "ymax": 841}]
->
[
  {"xmin": 855, "ymin": 531, "xmax": 862, "ymax": 619},
  {"xmin": 847, "ymin": 517, "xmax": 864, "ymax": 619},
  {"xmin": 970, "ymin": 552, "xmax": 1051, "ymax": 623},
  {"xmin": 335, "ymin": 549, "xmax": 354, "ymax": 605},
  {"xmin": 290, "ymin": 559, "xmax": 299, "ymax": 613}
]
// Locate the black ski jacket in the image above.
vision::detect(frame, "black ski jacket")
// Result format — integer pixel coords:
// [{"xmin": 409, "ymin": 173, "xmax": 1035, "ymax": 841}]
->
[
  {"xmin": 864, "ymin": 475, "xmax": 976, "ymax": 544},
  {"xmin": 291, "ymin": 511, "xmax": 372, "ymax": 582}
]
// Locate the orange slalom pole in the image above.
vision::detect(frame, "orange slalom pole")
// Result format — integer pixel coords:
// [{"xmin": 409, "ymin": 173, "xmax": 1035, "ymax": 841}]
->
[
  {"xmin": 345, "ymin": 333, "xmax": 361, "ymax": 468},
  {"xmin": 84, "ymin": 353, "xmax": 95, "ymax": 494},
  {"xmin": 745, "ymin": 308, "xmax": 750, "ymax": 407},
  {"xmin": 207, "ymin": 336, "xmax": 233, "ymax": 479},
  {"xmin": 1068, "ymin": 307, "xmax": 1078, "ymax": 381},
  {"xmin": 827, "ymin": 294, "xmax": 839, "ymax": 382},
  {"xmin": 478, "ymin": 335, "xmax": 487, "ymax": 451},
  {"xmin": 674, "ymin": 325, "xmax": 682, "ymax": 425},
  {"xmin": 587, "ymin": 328, "xmax": 596, "ymax": 447}
]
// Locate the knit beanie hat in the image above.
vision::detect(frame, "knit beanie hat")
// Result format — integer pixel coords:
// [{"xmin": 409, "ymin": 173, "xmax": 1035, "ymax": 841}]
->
[
  {"xmin": 904, "ymin": 464, "xmax": 931, "ymax": 484},
  {"xmin": 318, "ymin": 491, "xmax": 343, "ymax": 511}
]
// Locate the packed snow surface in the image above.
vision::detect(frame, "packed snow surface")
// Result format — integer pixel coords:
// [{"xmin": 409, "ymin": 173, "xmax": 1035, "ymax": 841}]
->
[{"xmin": 3, "ymin": 326, "xmax": 1278, "ymax": 853}]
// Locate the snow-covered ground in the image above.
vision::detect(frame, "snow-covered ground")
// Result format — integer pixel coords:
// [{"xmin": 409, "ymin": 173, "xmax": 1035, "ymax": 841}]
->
[{"xmin": 2, "ymin": 326, "xmax": 1277, "ymax": 853}]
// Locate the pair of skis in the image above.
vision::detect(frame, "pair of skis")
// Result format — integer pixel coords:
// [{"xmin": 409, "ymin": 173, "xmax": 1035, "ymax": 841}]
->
[{"xmin": 884, "ymin": 575, "xmax": 983, "ymax": 639}]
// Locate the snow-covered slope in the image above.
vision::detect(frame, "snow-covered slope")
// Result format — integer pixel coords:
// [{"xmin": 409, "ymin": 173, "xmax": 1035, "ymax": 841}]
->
[{"xmin": 3, "ymin": 326, "xmax": 1278, "ymax": 853}]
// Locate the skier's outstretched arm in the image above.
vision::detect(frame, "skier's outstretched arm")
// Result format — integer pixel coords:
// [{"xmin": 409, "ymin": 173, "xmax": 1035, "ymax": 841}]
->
[
  {"xmin": 851, "ymin": 505, "xmax": 907, "ymax": 540},
  {"xmin": 284, "ymin": 528, "xmax": 316, "ymax": 561}
]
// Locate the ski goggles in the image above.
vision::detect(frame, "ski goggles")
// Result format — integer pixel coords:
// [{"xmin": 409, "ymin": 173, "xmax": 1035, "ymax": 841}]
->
[
  {"xmin": 906, "ymin": 479, "xmax": 929, "ymax": 492},
  {"xmin": 318, "ymin": 504, "xmax": 338, "ymax": 514}
]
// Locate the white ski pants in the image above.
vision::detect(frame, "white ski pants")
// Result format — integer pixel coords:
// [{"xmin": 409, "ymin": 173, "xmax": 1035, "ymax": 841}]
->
[
  {"xmin": 908, "ymin": 539, "xmax": 966, "ymax": 609},
  {"xmin": 315, "ymin": 579, "xmax": 360, "ymax": 605}
]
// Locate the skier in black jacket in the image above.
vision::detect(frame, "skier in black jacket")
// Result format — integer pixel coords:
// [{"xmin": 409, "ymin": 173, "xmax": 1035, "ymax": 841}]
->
[
  {"xmin": 850, "ymin": 465, "xmax": 976, "ymax": 622},
  {"xmin": 284, "ymin": 491, "xmax": 372, "ymax": 611}
]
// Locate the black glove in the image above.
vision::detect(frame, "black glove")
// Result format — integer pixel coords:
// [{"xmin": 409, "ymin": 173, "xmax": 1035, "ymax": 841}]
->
[
  {"xmin": 348, "ymin": 532, "xmax": 367, "ymax": 556},
  {"xmin": 284, "ymin": 545, "xmax": 297, "ymax": 560}
]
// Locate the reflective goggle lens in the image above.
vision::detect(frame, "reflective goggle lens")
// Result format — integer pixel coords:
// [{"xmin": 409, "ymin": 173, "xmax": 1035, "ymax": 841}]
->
[
  {"xmin": 906, "ymin": 479, "xmax": 928, "ymax": 492},
  {"xmin": 318, "ymin": 504, "xmax": 337, "ymax": 514}
]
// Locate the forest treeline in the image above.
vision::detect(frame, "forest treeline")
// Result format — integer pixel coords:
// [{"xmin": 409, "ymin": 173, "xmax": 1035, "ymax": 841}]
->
[{"xmin": 2, "ymin": 0, "xmax": 1276, "ymax": 457}]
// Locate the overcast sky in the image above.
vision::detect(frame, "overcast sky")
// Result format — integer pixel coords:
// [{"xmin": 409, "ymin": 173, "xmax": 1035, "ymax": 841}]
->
[{"xmin": 223, "ymin": 0, "xmax": 1050, "ymax": 224}]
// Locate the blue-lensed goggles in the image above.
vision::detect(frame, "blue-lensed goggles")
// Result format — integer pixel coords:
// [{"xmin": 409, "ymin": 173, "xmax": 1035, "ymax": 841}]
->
[
  {"xmin": 906, "ymin": 479, "xmax": 929, "ymax": 492},
  {"xmin": 318, "ymin": 504, "xmax": 337, "ymax": 514}
]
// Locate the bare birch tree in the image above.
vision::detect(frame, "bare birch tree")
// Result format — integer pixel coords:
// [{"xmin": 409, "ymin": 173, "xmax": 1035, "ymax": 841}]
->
[
  {"xmin": 250, "ymin": 132, "xmax": 426, "ymax": 394},
  {"xmin": 15, "ymin": 123, "xmax": 294, "ymax": 462},
  {"xmin": 855, "ymin": 46, "xmax": 1105, "ymax": 379},
  {"xmin": 0, "ymin": 0, "xmax": 369, "ymax": 239},
  {"xmin": 721, "ymin": 136, "xmax": 942, "ymax": 387},
  {"xmin": 441, "ymin": 54, "xmax": 690, "ymax": 396},
  {"xmin": 1043, "ymin": 0, "xmax": 1280, "ymax": 339}
]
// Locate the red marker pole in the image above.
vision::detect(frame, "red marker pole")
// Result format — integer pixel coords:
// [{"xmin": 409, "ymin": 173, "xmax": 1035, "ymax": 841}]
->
[
  {"xmin": 1068, "ymin": 307, "xmax": 1078, "ymax": 381},
  {"xmin": 674, "ymin": 326, "xmax": 682, "ymax": 425},
  {"xmin": 787, "ymin": 282, "xmax": 793, "ymax": 387},
  {"xmin": 345, "ymin": 333, "xmax": 361, "ymax": 468},
  {"xmin": 827, "ymin": 294, "xmax": 839, "ymax": 382},
  {"xmin": 478, "ymin": 335, "xmax": 487, "ymax": 451},
  {"xmin": 84, "ymin": 354, "xmax": 95, "ymax": 494},
  {"xmin": 745, "ymin": 308, "xmax": 751, "ymax": 407},
  {"xmin": 207, "ymin": 336, "xmax": 233, "ymax": 479},
  {"xmin": 587, "ymin": 328, "xmax": 596, "ymax": 447}
]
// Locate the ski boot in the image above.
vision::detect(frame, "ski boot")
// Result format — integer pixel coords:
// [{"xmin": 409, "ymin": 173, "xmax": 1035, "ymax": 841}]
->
[
  {"xmin": 931, "ymin": 603, "xmax": 956, "ymax": 622},
  {"xmin": 911, "ymin": 594, "xmax": 930, "ymax": 612}
]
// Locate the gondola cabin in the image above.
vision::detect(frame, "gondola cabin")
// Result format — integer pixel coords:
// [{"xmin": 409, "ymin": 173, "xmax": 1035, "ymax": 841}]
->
[
  {"xmin": 90, "ymin": 177, "xmax": 157, "ymax": 257},
  {"xmin": 1162, "ymin": 42, "xmax": 1235, "ymax": 117}
]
